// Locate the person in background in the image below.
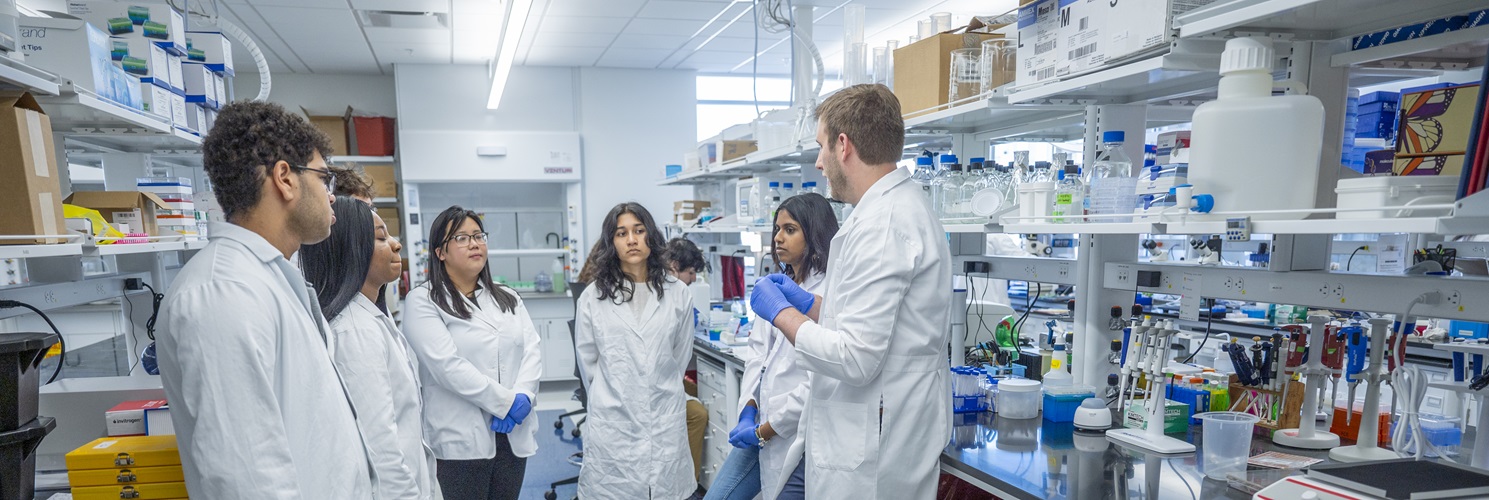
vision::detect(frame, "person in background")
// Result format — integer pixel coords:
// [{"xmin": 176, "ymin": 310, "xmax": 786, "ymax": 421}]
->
[
  {"xmin": 157, "ymin": 101, "xmax": 374, "ymax": 498},
  {"xmin": 575, "ymin": 202, "xmax": 697, "ymax": 500},
  {"xmin": 663, "ymin": 237, "xmax": 711, "ymax": 495},
  {"xmin": 708, "ymin": 193, "xmax": 837, "ymax": 500},
  {"xmin": 403, "ymin": 206, "xmax": 543, "ymax": 500},
  {"xmin": 301, "ymin": 197, "xmax": 439, "ymax": 499},
  {"xmin": 750, "ymin": 84, "xmax": 953, "ymax": 499},
  {"xmin": 330, "ymin": 164, "xmax": 376, "ymax": 204}
]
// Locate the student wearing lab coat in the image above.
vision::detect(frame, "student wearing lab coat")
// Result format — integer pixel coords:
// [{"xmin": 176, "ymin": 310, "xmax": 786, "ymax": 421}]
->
[
  {"xmin": 706, "ymin": 193, "xmax": 838, "ymax": 500},
  {"xmin": 575, "ymin": 202, "xmax": 697, "ymax": 500},
  {"xmin": 157, "ymin": 101, "xmax": 375, "ymax": 498},
  {"xmin": 402, "ymin": 206, "xmax": 543, "ymax": 500},
  {"xmin": 301, "ymin": 197, "xmax": 441, "ymax": 500},
  {"xmin": 750, "ymin": 84, "xmax": 954, "ymax": 499}
]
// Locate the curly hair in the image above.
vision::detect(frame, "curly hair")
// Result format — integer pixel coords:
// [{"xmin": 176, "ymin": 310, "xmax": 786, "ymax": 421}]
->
[
  {"xmin": 592, "ymin": 202, "xmax": 669, "ymax": 304},
  {"xmin": 664, "ymin": 237, "xmax": 709, "ymax": 274},
  {"xmin": 202, "ymin": 101, "xmax": 334, "ymax": 220},
  {"xmin": 329, "ymin": 164, "xmax": 375, "ymax": 201}
]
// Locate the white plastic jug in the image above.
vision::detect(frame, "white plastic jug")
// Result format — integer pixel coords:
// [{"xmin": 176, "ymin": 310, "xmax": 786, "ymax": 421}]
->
[{"xmin": 1189, "ymin": 37, "xmax": 1325, "ymax": 220}]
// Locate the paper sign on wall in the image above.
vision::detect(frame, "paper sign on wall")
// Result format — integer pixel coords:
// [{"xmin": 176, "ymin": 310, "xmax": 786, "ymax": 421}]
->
[{"xmin": 1179, "ymin": 272, "xmax": 1202, "ymax": 321}]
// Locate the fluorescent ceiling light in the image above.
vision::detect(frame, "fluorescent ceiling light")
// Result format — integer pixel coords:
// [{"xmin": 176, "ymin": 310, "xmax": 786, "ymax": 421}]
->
[{"xmin": 487, "ymin": 0, "xmax": 534, "ymax": 109}]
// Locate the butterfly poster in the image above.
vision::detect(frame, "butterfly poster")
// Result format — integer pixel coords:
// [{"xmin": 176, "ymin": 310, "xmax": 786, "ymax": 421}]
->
[{"xmin": 1395, "ymin": 83, "xmax": 1480, "ymax": 176}]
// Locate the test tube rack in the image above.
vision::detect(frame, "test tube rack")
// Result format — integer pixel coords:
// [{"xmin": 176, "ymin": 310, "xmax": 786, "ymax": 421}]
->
[{"xmin": 1227, "ymin": 375, "xmax": 1305, "ymax": 432}]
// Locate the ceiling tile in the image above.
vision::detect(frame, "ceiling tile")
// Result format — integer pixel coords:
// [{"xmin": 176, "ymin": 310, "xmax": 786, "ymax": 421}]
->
[
  {"xmin": 363, "ymin": 26, "xmax": 451, "ymax": 45},
  {"xmin": 610, "ymin": 33, "xmax": 688, "ymax": 50},
  {"xmin": 349, "ymin": 0, "xmax": 450, "ymax": 13},
  {"xmin": 294, "ymin": 42, "xmax": 381, "ymax": 73},
  {"xmin": 544, "ymin": 0, "xmax": 647, "ymax": 18},
  {"xmin": 525, "ymin": 45, "xmax": 607, "ymax": 66},
  {"xmin": 218, "ymin": 2, "xmax": 311, "ymax": 73},
  {"xmin": 636, "ymin": 1, "xmax": 735, "ymax": 21},
  {"xmin": 254, "ymin": 6, "xmax": 366, "ymax": 41},
  {"xmin": 623, "ymin": 17, "xmax": 707, "ymax": 36},
  {"xmin": 596, "ymin": 47, "xmax": 669, "ymax": 68},
  {"xmin": 453, "ymin": 29, "xmax": 500, "ymax": 63},
  {"xmin": 247, "ymin": 0, "xmax": 349, "ymax": 8},
  {"xmin": 532, "ymin": 30, "xmax": 616, "ymax": 48},
  {"xmin": 452, "ymin": 0, "xmax": 507, "ymax": 16},
  {"xmin": 695, "ymin": 35, "xmax": 779, "ymax": 53},
  {"xmin": 538, "ymin": 16, "xmax": 631, "ymax": 35},
  {"xmin": 371, "ymin": 42, "xmax": 452, "ymax": 64}
]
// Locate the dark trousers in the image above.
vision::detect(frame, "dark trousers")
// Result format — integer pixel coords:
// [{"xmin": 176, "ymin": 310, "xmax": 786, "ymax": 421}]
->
[{"xmin": 436, "ymin": 432, "xmax": 527, "ymax": 500}]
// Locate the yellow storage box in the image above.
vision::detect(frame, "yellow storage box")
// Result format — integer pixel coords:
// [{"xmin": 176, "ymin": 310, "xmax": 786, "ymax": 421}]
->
[
  {"xmin": 72, "ymin": 481, "xmax": 188, "ymax": 500},
  {"xmin": 69, "ymin": 465, "xmax": 185, "ymax": 487},
  {"xmin": 66, "ymin": 435, "xmax": 181, "ymax": 470}
]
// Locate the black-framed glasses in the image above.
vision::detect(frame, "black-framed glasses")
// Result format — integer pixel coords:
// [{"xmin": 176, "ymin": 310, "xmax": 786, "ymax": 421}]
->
[
  {"xmin": 289, "ymin": 165, "xmax": 336, "ymax": 191},
  {"xmin": 445, "ymin": 232, "xmax": 489, "ymax": 247}
]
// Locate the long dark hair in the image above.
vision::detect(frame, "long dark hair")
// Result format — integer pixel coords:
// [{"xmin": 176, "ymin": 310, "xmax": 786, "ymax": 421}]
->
[
  {"xmin": 301, "ymin": 196, "xmax": 373, "ymax": 321},
  {"xmin": 593, "ymin": 202, "xmax": 669, "ymax": 304},
  {"xmin": 426, "ymin": 205, "xmax": 517, "ymax": 319},
  {"xmin": 773, "ymin": 193, "xmax": 838, "ymax": 283}
]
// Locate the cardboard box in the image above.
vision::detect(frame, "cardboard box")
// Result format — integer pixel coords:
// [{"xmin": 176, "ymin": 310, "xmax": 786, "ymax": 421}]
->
[
  {"xmin": 1155, "ymin": 130, "xmax": 1191, "ymax": 164},
  {"xmin": 1122, "ymin": 398, "xmax": 1189, "ymax": 433},
  {"xmin": 18, "ymin": 17, "xmax": 123, "ymax": 103},
  {"xmin": 1056, "ymin": 0, "xmax": 1104, "ymax": 77},
  {"xmin": 1394, "ymin": 83, "xmax": 1480, "ymax": 176},
  {"xmin": 350, "ymin": 115, "xmax": 395, "ymax": 156},
  {"xmin": 720, "ymin": 140, "xmax": 757, "ymax": 162},
  {"xmin": 65, "ymin": 1, "xmax": 187, "ymax": 56},
  {"xmin": 180, "ymin": 62, "xmax": 215, "ymax": 107},
  {"xmin": 1015, "ymin": 0, "xmax": 1060, "ymax": 88},
  {"xmin": 138, "ymin": 80, "xmax": 171, "ymax": 119},
  {"xmin": 363, "ymin": 164, "xmax": 397, "ymax": 199},
  {"xmin": 894, "ymin": 32, "xmax": 1005, "ymax": 117},
  {"xmin": 63, "ymin": 191, "xmax": 170, "ymax": 236},
  {"xmin": 104, "ymin": 399, "xmax": 168, "ymax": 437},
  {"xmin": 376, "ymin": 207, "xmax": 401, "ymax": 238},
  {"xmin": 185, "ymin": 30, "xmax": 233, "ymax": 75},
  {"xmin": 144, "ymin": 406, "xmax": 173, "ymax": 436},
  {"xmin": 304, "ymin": 110, "xmax": 350, "ymax": 158},
  {"xmin": 0, "ymin": 91, "xmax": 65, "ymax": 245}
]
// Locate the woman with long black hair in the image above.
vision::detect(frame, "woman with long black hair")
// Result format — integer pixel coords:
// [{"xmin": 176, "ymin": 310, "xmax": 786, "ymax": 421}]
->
[
  {"xmin": 301, "ymin": 197, "xmax": 438, "ymax": 499},
  {"xmin": 402, "ymin": 206, "xmax": 542, "ymax": 500},
  {"xmin": 706, "ymin": 193, "xmax": 837, "ymax": 500},
  {"xmin": 574, "ymin": 202, "xmax": 697, "ymax": 500}
]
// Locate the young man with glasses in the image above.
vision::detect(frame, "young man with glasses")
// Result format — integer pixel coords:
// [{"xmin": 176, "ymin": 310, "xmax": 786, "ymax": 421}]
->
[{"xmin": 157, "ymin": 101, "xmax": 376, "ymax": 498}]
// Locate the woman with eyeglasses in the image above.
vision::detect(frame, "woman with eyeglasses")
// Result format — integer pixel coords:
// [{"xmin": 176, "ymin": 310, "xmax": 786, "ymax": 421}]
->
[
  {"xmin": 575, "ymin": 202, "xmax": 697, "ymax": 500},
  {"xmin": 402, "ymin": 206, "xmax": 543, "ymax": 500},
  {"xmin": 301, "ymin": 197, "xmax": 438, "ymax": 499}
]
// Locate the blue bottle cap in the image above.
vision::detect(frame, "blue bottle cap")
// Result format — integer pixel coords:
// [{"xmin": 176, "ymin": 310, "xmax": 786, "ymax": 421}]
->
[
  {"xmin": 1102, "ymin": 130, "xmax": 1125, "ymax": 143},
  {"xmin": 768, "ymin": 181, "xmax": 779, "ymax": 187},
  {"xmin": 940, "ymin": 154, "xmax": 958, "ymax": 164},
  {"xmin": 784, "ymin": 183, "xmax": 793, "ymax": 188},
  {"xmin": 1192, "ymin": 194, "xmax": 1214, "ymax": 213},
  {"xmin": 803, "ymin": 182, "xmax": 815, "ymax": 187},
  {"xmin": 970, "ymin": 157, "xmax": 986, "ymax": 164},
  {"xmin": 917, "ymin": 157, "xmax": 933, "ymax": 166}
]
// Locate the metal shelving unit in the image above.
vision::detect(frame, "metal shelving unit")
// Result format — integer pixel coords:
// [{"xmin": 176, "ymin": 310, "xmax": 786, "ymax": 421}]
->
[{"xmin": 0, "ymin": 57, "xmax": 61, "ymax": 96}]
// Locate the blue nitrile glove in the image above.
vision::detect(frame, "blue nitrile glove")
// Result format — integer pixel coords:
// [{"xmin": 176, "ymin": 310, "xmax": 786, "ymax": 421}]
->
[
  {"xmin": 728, "ymin": 406, "xmax": 760, "ymax": 449},
  {"xmin": 765, "ymin": 274, "xmax": 815, "ymax": 313},
  {"xmin": 508, "ymin": 394, "xmax": 533, "ymax": 425},
  {"xmin": 491, "ymin": 415, "xmax": 517, "ymax": 434},
  {"xmin": 749, "ymin": 278, "xmax": 792, "ymax": 323}
]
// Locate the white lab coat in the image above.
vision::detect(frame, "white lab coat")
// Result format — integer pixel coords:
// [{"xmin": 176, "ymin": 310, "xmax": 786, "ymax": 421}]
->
[
  {"xmin": 157, "ymin": 222, "xmax": 374, "ymax": 499},
  {"xmin": 402, "ymin": 283, "xmax": 543, "ymax": 460},
  {"xmin": 739, "ymin": 272, "xmax": 823, "ymax": 500},
  {"xmin": 330, "ymin": 294, "xmax": 442, "ymax": 500},
  {"xmin": 771, "ymin": 167, "xmax": 954, "ymax": 499},
  {"xmin": 574, "ymin": 277, "xmax": 696, "ymax": 500}
]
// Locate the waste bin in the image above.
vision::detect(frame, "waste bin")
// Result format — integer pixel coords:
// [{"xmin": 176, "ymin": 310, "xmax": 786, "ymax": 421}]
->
[
  {"xmin": 0, "ymin": 416, "xmax": 55, "ymax": 500},
  {"xmin": 0, "ymin": 332, "xmax": 59, "ymax": 433}
]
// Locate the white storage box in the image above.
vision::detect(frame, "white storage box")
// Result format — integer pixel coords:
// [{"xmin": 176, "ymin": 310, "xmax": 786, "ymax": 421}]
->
[
  {"xmin": 169, "ymin": 92, "xmax": 189, "ymax": 131},
  {"xmin": 18, "ymin": 17, "xmax": 120, "ymax": 101},
  {"xmin": 1015, "ymin": 0, "xmax": 1061, "ymax": 88},
  {"xmin": 110, "ymin": 35, "xmax": 171, "ymax": 89},
  {"xmin": 1335, "ymin": 176, "xmax": 1457, "ymax": 220},
  {"xmin": 185, "ymin": 30, "xmax": 233, "ymax": 75},
  {"xmin": 1103, "ymin": 0, "xmax": 1218, "ymax": 64},
  {"xmin": 181, "ymin": 62, "xmax": 216, "ymax": 107},
  {"xmin": 139, "ymin": 80, "xmax": 170, "ymax": 119},
  {"xmin": 65, "ymin": 0, "xmax": 187, "ymax": 56},
  {"xmin": 1057, "ymin": 0, "xmax": 1106, "ymax": 78}
]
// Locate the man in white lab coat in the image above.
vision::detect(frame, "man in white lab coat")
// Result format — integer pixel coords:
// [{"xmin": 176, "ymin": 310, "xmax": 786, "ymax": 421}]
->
[
  {"xmin": 750, "ymin": 84, "xmax": 953, "ymax": 499},
  {"xmin": 157, "ymin": 101, "xmax": 375, "ymax": 498}
]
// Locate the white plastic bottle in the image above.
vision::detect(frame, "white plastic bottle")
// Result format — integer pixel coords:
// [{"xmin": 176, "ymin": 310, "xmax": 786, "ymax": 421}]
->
[{"xmin": 1189, "ymin": 36, "xmax": 1325, "ymax": 220}]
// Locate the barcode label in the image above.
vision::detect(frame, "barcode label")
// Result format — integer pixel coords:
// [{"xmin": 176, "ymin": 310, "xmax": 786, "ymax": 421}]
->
[
  {"xmin": 1035, "ymin": 40, "xmax": 1056, "ymax": 54},
  {"xmin": 1070, "ymin": 43, "xmax": 1098, "ymax": 59},
  {"xmin": 1037, "ymin": 67, "xmax": 1056, "ymax": 80},
  {"xmin": 1079, "ymin": 17, "xmax": 1089, "ymax": 30}
]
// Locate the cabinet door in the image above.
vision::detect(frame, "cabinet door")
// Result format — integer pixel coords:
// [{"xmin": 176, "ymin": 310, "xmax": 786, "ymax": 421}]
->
[
  {"xmin": 541, "ymin": 319, "xmax": 577, "ymax": 381},
  {"xmin": 515, "ymin": 212, "xmax": 564, "ymax": 249}
]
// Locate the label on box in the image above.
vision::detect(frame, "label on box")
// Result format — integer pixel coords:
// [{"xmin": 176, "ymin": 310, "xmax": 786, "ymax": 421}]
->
[
  {"xmin": 1016, "ymin": 0, "xmax": 1062, "ymax": 87},
  {"xmin": 1057, "ymin": 0, "xmax": 1104, "ymax": 77},
  {"xmin": 106, "ymin": 399, "xmax": 169, "ymax": 437},
  {"xmin": 112, "ymin": 210, "xmax": 144, "ymax": 233}
]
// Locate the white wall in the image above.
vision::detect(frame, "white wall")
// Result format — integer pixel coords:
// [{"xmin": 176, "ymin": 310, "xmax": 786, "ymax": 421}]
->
[
  {"xmin": 232, "ymin": 72, "xmax": 398, "ymax": 117},
  {"xmin": 395, "ymin": 64, "xmax": 575, "ymax": 132}
]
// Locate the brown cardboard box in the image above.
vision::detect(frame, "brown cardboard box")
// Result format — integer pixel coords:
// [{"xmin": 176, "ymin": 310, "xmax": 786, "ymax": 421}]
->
[
  {"xmin": 894, "ymin": 32, "xmax": 1004, "ymax": 118},
  {"xmin": 673, "ymin": 200, "xmax": 712, "ymax": 224},
  {"xmin": 63, "ymin": 192, "xmax": 171, "ymax": 236},
  {"xmin": 376, "ymin": 207, "xmax": 401, "ymax": 238},
  {"xmin": 720, "ymin": 140, "xmax": 757, "ymax": 162},
  {"xmin": 363, "ymin": 164, "xmax": 397, "ymax": 199},
  {"xmin": 0, "ymin": 91, "xmax": 66, "ymax": 245},
  {"xmin": 301, "ymin": 107, "xmax": 350, "ymax": 157}
]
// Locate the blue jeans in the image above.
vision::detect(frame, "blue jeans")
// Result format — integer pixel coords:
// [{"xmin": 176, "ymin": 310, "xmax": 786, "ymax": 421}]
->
[{"xmin": 702, "ymin": 445, "xmax": 760, "ymax": 500}]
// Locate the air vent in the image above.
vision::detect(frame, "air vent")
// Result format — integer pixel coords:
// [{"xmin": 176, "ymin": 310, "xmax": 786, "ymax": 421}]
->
[{"xmin": 357, "ymin": 10, "xmax": 450, "ymax": 30}]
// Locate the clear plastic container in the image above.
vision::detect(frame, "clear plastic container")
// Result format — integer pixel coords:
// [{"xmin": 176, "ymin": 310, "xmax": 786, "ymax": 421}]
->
[
  {"xmin": 996, "ymin": 379, "xmax": 1041, "ymax": 419},
  {"xmin": 1042, "ymin": 385, "xmax": 1095, "ymax": 423},
  {"xmin": 1197, "ymin": 412, "xmax": 1259, "ymax": 480},
  {"xmin": 949, "ymin": 48, "xmax": 983, "ymax": 104}
]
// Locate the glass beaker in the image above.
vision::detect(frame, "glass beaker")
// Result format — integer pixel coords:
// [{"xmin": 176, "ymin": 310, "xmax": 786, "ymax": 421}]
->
[
  {"xmin": 917, "ymin": 19, "xmax": 935, "ymax": 40},
  {"xmin": 980, "ymin": 39, "xmax": 1015, "ymax": 94},
  {"xmin": 885, "ymin": 40, "xmax": 899, "ymax": 89},
  {"xmin": 949, "ymin": 48, "xmax": 983, "ymax": 104},
  {"xmin": 872, "ymin": 46, "xmax": 888, "ymax": 85},
  {"xmin": 931, "ymin": 12, "xmax": 953, "ymax": 33}
]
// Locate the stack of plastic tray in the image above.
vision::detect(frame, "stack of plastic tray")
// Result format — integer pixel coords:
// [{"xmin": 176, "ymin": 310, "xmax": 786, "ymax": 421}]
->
[
  {"xmin": 67, "ymin": 435, "xmax": 187, "ymax": 500},
  {"xmin": 0, "ymin": 332, "xmax": 60, "ymax": 500}
]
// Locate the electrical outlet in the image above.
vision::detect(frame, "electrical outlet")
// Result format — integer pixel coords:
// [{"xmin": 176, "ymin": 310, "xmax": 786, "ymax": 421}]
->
[
  {"xmin": 1115, "ymin": 265, "xmax": 1132, "ymax": 285},
  {"xmin": 1447, "ymin": 290, "xmax": 1462, "ymax": 306},
  {"xmin": 1161, "ymin": 274, "xmax": 1175, "ymax": 290}
]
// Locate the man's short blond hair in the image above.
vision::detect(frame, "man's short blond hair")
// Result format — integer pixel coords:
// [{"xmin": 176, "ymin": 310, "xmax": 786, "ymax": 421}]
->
[{"xmin": 813, "ymin": 84, "xmax": 904, "ymax": 165}]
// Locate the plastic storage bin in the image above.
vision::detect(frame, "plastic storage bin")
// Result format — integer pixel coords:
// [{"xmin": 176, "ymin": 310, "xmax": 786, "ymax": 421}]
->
[
  {"xmin": 1390, "ymin": 413, "xmax": 1462, "ymax": 457},
  {"xmin": 0, "ymin": 332, "xmax": 59, "ymax": 433},
  {"xmin": 0, "ymin": 416, "xmax": 55, "ymax": 500},
  {"xmin": 996, "ymin": 379, "xmax": 1041, "ymax": 419},
  {"xmin": 1334, "ymin": 176, "xmax": 1457, "ymax": 219},
  {"xmin": 1042, "ymin": 385, "xmax": 1095, "ymax": 422},
  {"xmin": 1447, "ymin": 320, "xmax": 1488, "ymax": 340}
]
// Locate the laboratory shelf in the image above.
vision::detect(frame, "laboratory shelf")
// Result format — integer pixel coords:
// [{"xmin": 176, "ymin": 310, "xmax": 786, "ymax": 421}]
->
[
  {"xmin": 93, "ymin": 240, "xmax": 199, "ymax": 256},
  {"xmin": 681, "ymin": 224, "xmax": 771, "ymax": 234},
  {"xmin": 0, "ymin": 58, "xmax": 61, "ymax": 96},
  {"xmin": 486, "ymin": 248, "xmax": 568, "ymax": 257},
  {"xmin": 905, "ymin": 94, "xmax": 1088, "ymax": 136},
  {"xmin": 36, "ymin": 89, "xmax": 201, "ymax": 150},
  {"xmin": 372, "ymin": 197, "xmax": 399, "ymax": 206},
  {"xmin": 0, "ymin": 243, "xmax": 84, "ymax": 260},
  {"xmin": 943, "ymin": 223, "xmax": 994, "ymax": 233},
  {"xmin": 1331, "ymin": 22, "xmax": 1489, "ymax": 69},
  {"xmin": 1175, "ymin": 0, "xmax": 1488, "ymax": 41},
  {"xmin": 1006, "ymin": 44, "xmax": 1225, "ymax": 105},
  {"xmin": 1000, "ymin": 221, "xmax": 1161, "ymax": 235},
  {"xmin": 329, "ymin": 156, "xmax": 395, "ymax": 163}
]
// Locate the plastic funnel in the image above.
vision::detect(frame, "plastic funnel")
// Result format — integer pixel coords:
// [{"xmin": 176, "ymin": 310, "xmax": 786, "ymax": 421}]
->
[{"xmin": 1196, "ymin": 411, "xmax": 1258, "ymax": 480}]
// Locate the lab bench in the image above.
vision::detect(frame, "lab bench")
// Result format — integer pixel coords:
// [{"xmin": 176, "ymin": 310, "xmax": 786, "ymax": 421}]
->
[
  {"xmin": 691, "ymin": 333, "xmax": 752, "ymax": 487},
  {"xmin": 939, "ymin": 413, "xmax": 1479, "ymax": 500}
]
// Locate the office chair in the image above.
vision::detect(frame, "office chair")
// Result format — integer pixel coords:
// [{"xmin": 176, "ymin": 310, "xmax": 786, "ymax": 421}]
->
[{"xmin": 553, "ymin": 319, "xmax": 586, "ymax": 437}]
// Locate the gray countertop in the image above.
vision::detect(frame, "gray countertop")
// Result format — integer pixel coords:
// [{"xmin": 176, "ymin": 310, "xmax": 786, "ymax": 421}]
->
[{"xmin": 693, "ymin": 332, "xmax": 748, "ymax": 366}]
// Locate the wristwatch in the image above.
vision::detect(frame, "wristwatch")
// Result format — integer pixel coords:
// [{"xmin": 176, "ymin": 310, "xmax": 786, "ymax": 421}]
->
[{"xmin": 754, "ymin": 424, "xmax": 770, "ymax": 447}]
